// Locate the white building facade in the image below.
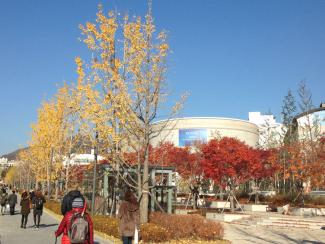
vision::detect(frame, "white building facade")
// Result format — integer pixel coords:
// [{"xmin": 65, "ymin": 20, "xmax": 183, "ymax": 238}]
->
[
  {"xmin": 249, "ymin": 112, "xmax": 285, "ymax": 149},
  {"xmin": 0, "ymin": 157, "xmax": 17, "ymax": 168},
  {"xmin": 293, "ymin": 103, "xmax": 325, "ymax": 141},
  {"xmin": 151, "ymin": 117, "xmax": 259, "ymax": 148},
  {"xmin": 62, "ymin": 153, "xmax": 105, "ymax": 167}
]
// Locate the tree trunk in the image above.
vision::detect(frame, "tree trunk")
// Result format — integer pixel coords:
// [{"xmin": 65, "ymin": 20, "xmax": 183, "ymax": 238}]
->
[
  {"xmin": 255, "ymin": 192, "xmax": 259, "ymax": 204},
  {"xmin": 27, "ymin": 166, "xmax": 31, "ymax": 192},
  {"xmin": 140, "ymin": 143, "xmax": 149, "ymax": 223},
  {"xmin": 35, "ymin": 180, "xmax": 39, "ymax": 190},
  {"xmin": 42, "ymin": 181, "xmax": 45, "ymax": 195},
  {"xmin": 137, "ymin": 147, "xmax": 142, "ymax": 202},
  {"xmin": 220, "ymin": 188, "xmax": 224, "ymax": 201},
  {"xmin": 91, "ymin": 152, "xmax": 98, "ymax": 215},
  {"xmin": 55, "ymin": 180, "xmax": 59, "ymax": 201},
  {"xmin": 230, "ymin": 194, "xmax": 235, "ymax": 213},
  {"xmin": 47, "ymin": 148, "xmax": 53, "ymax": 200},
  {"xmin": 192, "ymin": 193, "xmax": 197, "ymax": 210},
  {"xmin": 113, "ymin": 163, "xmax": 119, "ymax": 216},
  {"xmin": 65, "ymin": 156, "xmax": 70, "ymax": 192}
]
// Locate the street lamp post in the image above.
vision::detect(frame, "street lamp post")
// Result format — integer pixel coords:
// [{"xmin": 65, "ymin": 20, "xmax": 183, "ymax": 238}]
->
[{"xmin": 91, "ymin": 131, "xmax": 99, "ymax": 215}]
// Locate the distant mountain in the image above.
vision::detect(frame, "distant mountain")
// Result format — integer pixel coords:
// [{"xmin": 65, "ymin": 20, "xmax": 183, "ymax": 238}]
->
[{"xmin": 1, "ymin": 148, "xmax": 28, "ymax": 161}]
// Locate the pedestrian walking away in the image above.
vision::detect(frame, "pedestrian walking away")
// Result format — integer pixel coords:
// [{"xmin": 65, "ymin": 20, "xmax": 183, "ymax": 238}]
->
[
  {"xmin": 0, "ymin": 188, "xmax": 8, "ymax": 215},
  {"xmin": 8, "ymin": 190, "xmax": 17, "ymax": 215},
  {"xmin": 61, "ymin": 188, "xmax": 85, "ymax": 215},
  {"xmin": 32, "ymin": 190, "xmax": 46, "ymax": 228},
  {"xmin": 117, "ymin": 189, "xmax": 140, "ymax": 244},
  {"xmin": 55, "ymin": 197, "xmax": 94, "ymax": 244},
  {"xmin": 29, "ymin": 189, "xmax": 35, "ymax": 202},
  {"xmin": 20, "ymin": 191, "xmax": 31, "ymax": 228}
]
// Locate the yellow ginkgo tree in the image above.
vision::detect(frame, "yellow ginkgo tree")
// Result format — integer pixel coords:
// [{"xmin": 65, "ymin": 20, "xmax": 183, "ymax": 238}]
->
[
  {"xmin": 29, "ymin": 88, "xmax": 71, "ymax": 197},
  {"xmin": 78, "ymin": 4, "xmax": 186, "ymax": 222}
]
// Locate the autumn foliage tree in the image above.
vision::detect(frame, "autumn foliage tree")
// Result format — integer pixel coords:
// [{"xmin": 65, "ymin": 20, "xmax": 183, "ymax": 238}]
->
[
  {"xmin": 76, "ymin": 4, "xmax": 186, "ymax": 222},
  {"xmin": 150, "ymin": 142, "xmax": 204, "ymax": 207},
  {"xmin": 311, "ymin": 137, "xmax": 325, "ymax": 187},
  {"xmin": 251, "ymin": 148, "xmax": 278, "ymax": 203},
  {"xmin": 30, "ymin": 100, "xmax": 64, "ymax": 196},
  {"xmin": 124, "ymin": 142, "xmax": 204, "ymax": 208},
  {"xmin": 200, "ymin": 137, "xmax": 261, "ymax": 212}
]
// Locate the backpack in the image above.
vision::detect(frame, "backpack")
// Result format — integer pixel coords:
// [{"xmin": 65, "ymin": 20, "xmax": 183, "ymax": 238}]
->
[
  {"xmin": 35, "ymin": 197, "xmax": 43, "ymax": 210},
  {"xmin": 68, "ymin": 212, "xmax": 89, "ymax": 243}
]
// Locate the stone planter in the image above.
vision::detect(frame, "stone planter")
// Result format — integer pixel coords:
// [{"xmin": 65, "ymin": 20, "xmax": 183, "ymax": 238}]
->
[
  {"xmin": 175, "ymin": 209, "xmax": 196, "ymax": 215},
  {"xmin": 210, "ymin": 201, "xmax": 231, "ymax": 209},
  {"xmin": 243, "ymin": 204, "xmax": 268, "ymax": 212},
  {"xmin": 277, "ymin": 206, "xmax": 325, "ymax": 216},
  {"xmin": 206, "ymin": 212, "xmax": 250, "ymax": 222},
  {"xmin": 291, "ymin": 207, "xmax": 325, "ymax": 216},
  {"xmin": 277, "ymin": 206, "xmax": 284, "ymax": 213}
]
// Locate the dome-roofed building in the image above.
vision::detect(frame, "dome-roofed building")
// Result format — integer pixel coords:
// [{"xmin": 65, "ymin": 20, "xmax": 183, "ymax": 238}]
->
[
  {"xmin": 151, "ymin": 117, "xmax": 259, "ymax": 148},
  {"xmin": 292, "ymin": 102, "xmax": 325, "ymax": 140}
]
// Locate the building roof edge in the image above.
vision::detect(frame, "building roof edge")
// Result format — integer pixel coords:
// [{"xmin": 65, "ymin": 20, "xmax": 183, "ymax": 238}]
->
[
  {"xmin": 294, "ymin": 107, "xmax": 325, "ymax": 120},
  {"xmin": 153, "ymin": 117, "xmax": 258, "ymax": 127}
]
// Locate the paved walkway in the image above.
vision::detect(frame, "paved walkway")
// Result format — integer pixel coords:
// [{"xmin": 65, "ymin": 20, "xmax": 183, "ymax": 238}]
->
[
  {"xmin": 222, "ymin": 210, "xmax": 325, "ymax": 243},
  {"xmin": 224, "ymin": 222, "xmax": 325, "ymax": 244},
  {"xmin": 0, "ymin": 194, "xmax": 112, "ymax": 244},
  {"xmin": 3, "ymin": 196, "xmax": 324, "ymax": 244}
]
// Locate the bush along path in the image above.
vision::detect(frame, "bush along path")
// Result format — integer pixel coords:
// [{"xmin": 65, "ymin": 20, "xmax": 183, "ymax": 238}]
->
[{"xmin": 45, "ymin": 200, "xmax": 227, "ymax": 243}]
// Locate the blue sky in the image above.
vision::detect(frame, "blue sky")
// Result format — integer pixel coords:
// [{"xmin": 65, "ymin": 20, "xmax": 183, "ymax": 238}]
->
[{"xmin": 1, "ymin": 0, "xmax": 325, "ymax": 155}]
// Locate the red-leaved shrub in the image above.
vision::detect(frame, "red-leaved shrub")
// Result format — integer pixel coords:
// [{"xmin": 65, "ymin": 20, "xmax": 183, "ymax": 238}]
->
[
  {"xmin": 140, "ymin": 223, "xmax": 170, "ymax": 242},
  {"xmin": 149, "ymin": 212, "xmax": 223, "ymax": 240},
  {"xmin": 92, "ymin": 215, "xmax": 120, "ymax": 238},
  {"xmin": 45, "ymin": 200, "xmax": 223, "ymax": 242}
]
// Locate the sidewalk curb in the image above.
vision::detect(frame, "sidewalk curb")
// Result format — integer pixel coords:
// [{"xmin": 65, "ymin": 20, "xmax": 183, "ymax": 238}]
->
[{"xmin": 43, "ymin": 207, "xmax": 118, "ymax": 244}]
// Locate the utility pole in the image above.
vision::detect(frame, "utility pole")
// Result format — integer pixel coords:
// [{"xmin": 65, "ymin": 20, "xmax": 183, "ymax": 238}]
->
[{"xmin": 91, "ymin": 131, "xmax": 99, "ymax": 215}]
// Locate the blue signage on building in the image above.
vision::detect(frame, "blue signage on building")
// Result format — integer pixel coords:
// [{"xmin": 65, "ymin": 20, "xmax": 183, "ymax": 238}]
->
[{"xmin": 179, "ymin": 129, "xmax": 208, "ymax": 146}]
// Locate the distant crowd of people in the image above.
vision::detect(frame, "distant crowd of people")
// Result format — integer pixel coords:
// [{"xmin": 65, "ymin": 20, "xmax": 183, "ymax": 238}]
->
[
  {"xmin": 1, "ymin": 186, "xmax": 46, "ymax": 228},
  {"xmin": 0, "ymin": 185, "xmax": 140, "ymax": 244}
]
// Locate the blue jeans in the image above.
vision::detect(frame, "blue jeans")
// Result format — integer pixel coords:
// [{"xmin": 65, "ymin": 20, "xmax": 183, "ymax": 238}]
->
[{"xmin": 122, "ymin": 236, "xmax": 133, "ymax": 244}]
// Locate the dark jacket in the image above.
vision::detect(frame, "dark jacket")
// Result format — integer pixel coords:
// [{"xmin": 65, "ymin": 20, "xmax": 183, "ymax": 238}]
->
[
  {"xmin": 55, "ymin": 207, "xmax": 94, "ymax": 244},
  {"xmin": 8, "ymin": 193, "xmax": 17, "ymax": 207},
  {"xmin": 20, "ymin": 196, "xmax": 31, "ymax": 215},
  {"xmin": 29, "ymin": 191, "xmax": 35, "ymax": 201},
  {"xmin": 61, "ymin": 190, "xmax": 85, "ymax": 215},
  {"xmin": 0, "ymin": 192, "xmax": 8, "ymax": 206},
  {"xmin": 117, "ymin": 201, "xmax": 140, "ymax": 237},
  {"xmin": 32, "ymin": 195, "xmax": 46, "ymax": 212}
]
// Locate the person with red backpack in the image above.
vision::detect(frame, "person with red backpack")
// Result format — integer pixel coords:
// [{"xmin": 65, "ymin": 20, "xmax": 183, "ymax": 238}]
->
[
  {"xmin": 61, "ymin": 189, "xmax": 85, "ymax": 216},
  {"xmin": 55, "ymin": 198, "xmax": 94, "ymax": 244}
]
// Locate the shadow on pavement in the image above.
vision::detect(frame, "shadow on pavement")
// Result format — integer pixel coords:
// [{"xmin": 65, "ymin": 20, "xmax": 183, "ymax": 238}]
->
[
  {"xmin": 301, "ymin": 241, "xmax": 325, "ymax": 244},
  {"xmin": 39, "ymin": 223, "xmax": 58, "ymax": 228}
]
